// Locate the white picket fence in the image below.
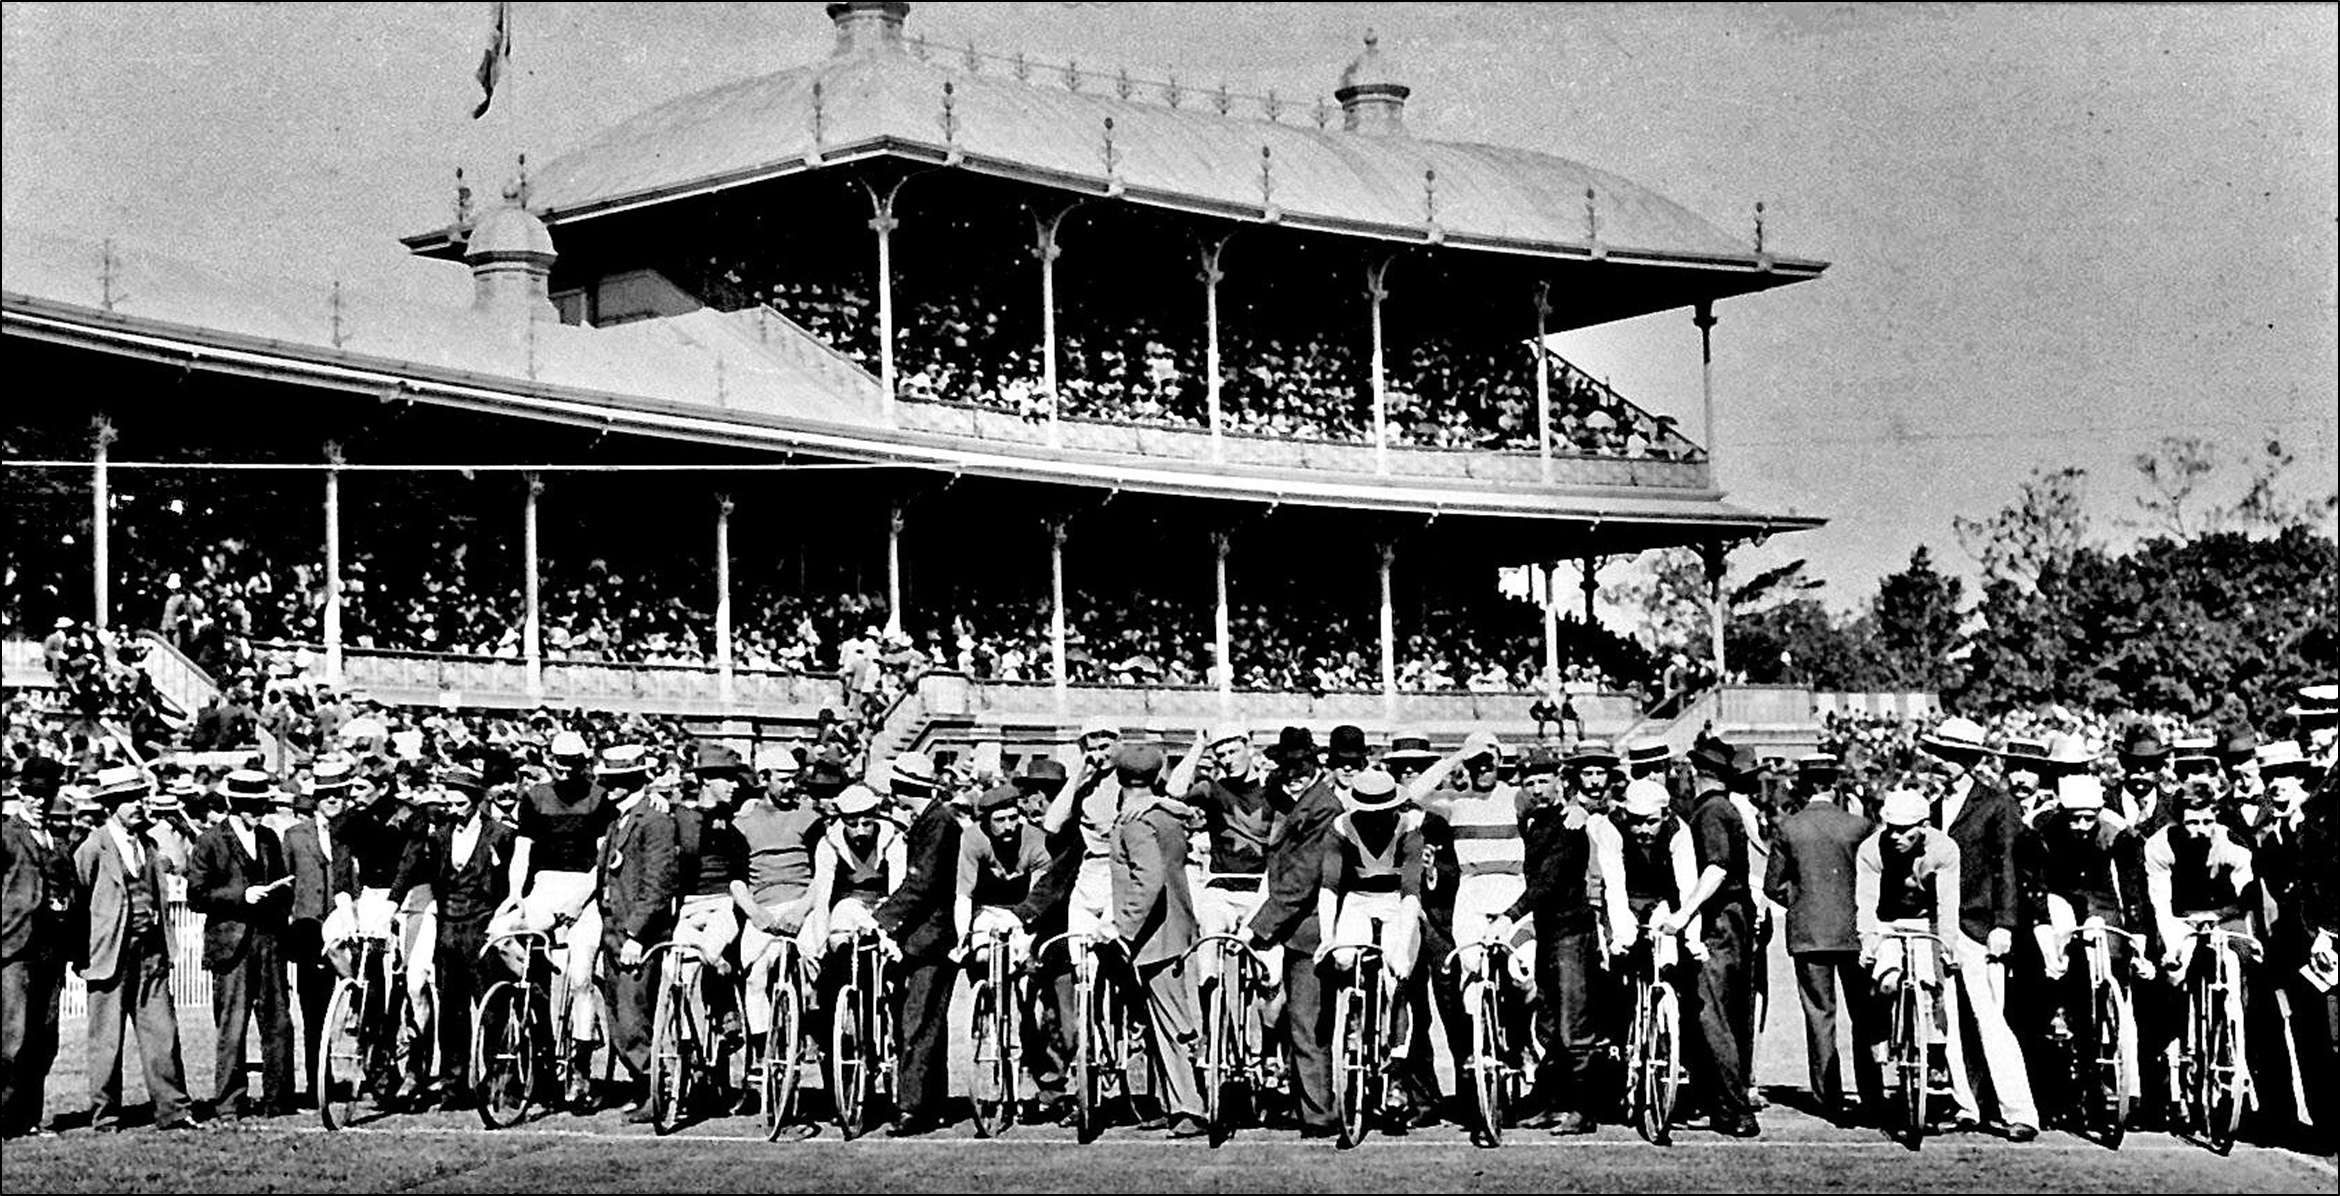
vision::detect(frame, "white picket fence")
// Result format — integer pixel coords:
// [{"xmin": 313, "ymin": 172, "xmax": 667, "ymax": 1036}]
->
[{"xmin": 59, "ymin": 902, "xmax": 216, "ymax": 1018}]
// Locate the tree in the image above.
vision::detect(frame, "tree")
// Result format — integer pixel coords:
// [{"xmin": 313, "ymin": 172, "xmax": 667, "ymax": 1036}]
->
[
  {"xmin": 1870, "ymin": 545, "xmax": 1965, "ymax": 692},
  {"xmin": 2130, "ymin": 435, "xmax": 2218, "ymax": 538},
  {"xmin": 1953, "ymin": 465, "xmax": 2090, "ymax": 590}
]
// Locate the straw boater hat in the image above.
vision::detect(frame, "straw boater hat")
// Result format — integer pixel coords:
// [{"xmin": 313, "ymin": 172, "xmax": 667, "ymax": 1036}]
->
[
  {"xmin": 1382, "ymin": 732, "xmax": 1438, "ymax": 768},
  {"xmin": 2286, "ymin": 683, "xmax": 2338, "ymax": 722},
  {"xmin": 1998, "ymin": 737, "xmax": 2050, "ymax": 770},
  {"xmin": 1565, "ymin": 740, "xmax": 1620, "ymax": 770},
  {"xmin": 90, "ymin": 765, "xmax": 151, "ymax": 804},
  {"xmin": 594, "ymin": 744, "xmax": 651, "ymax": 782},
  {"xmin": 887, "ymin": 751, "xmax": 938, "ymax": 794},
  {"xmin": 2255, "ymin": 741, "xmax": 2311, "ymax": 777},
  {"xmin": 2169, "ymin": 736, "xmax": 2218, "ymax": 770},
  {"xmin": 224, "ymin": 769, "xmax": 275, "ymax": 810},
  {"xmin": 2041, "ymin": 732, "xmax": 2101, "ymax": 773},
  {"xmin": 1797, "ymin": 752, "xmax": 1843, "ymax": 784},
  {"xmin": 1343, "ymin": 769, "xmax": 1403, "ymax": 813},
  {"xmin": 1918, "ymin": 716, "xmax": 1990, "ymax": 760},
  {"xmin": 2116, "ymin": 723, "xmax": 2170, "ymax": 768},
  {"xmin": 1624, "ymin": 737, "xmax": 1674, "ymax": 771}
]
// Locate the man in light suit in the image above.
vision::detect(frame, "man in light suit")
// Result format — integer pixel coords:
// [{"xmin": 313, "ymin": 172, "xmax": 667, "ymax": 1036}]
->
[
  {"xmin": 1921, "ymin": 717, "xmax": 2039, "ymax": 1140},
  {"xmin": 73, "ymin": 767, "xmax": 198, "ymax": 1132},
  {"xmin": 1764, "ymin": 753, "xmax": 1884, "ymax": 1125},
  {"xmin": 1111, "ymin": 743, "xmax": 1206, "ymax": 1138},
  {"xmin": 3, "ymin": 787, "xmax": 81, "ymax": 1138}
]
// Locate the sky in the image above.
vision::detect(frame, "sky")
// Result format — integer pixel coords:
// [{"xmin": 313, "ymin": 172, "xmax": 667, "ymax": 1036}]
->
[{"xmin": 5, "ymin": 2, "xmax": 2336, "ymax": 612}]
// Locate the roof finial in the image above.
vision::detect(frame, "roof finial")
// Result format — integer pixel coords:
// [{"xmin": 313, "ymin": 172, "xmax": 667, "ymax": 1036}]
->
[
  {"xmin": 1754, "ymin": 200, "xmax": 1767, "ymax": 254},
  {"xmin": 515, "ymin": 152, "xmax": 530, "ymax": 207},
  {"xmin": 454, "ymin": 166, "xmax": 474, "ymax": 229}
]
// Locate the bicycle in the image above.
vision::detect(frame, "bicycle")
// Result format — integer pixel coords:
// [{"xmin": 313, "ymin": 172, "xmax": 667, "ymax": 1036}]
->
[
  {"xmin": 2170, "ymin": 914, "xmax": 2257, "ymax": 1155},
  {"xmin": 471, "ymin": 928, "xmax": 615, "ymax": 1129},
  {"xmin": 1328, "ymin": 917, "xmax": 1400, "ymax": 1149},
  {"xmin": 1035, "ymin": 931, "xmax": 1138, "ymax": 1143},
  {"xmin": 1443, "ymin": 933, "xmax": 1530, "ymax": 1147},
  {"xmin": 827, "ymin": 927, "xmax": 898, "ymax": 1141},
  {"xmin": 1873, "ymin": 924, "xmax": 1957, "ymax": 1150},
  {"xmin": 753, "ymin": 936, "xmax": 812, "ymax": 1141},
  {"xmin": 646, "ymin": 941, "xmax": 735, "ymax": 1135},
  {"xmin": 1186, "ymin": 933, "xmax": 1279, "ymax": 1144},
  {"xmin": 317, "ymin": 931, "xmax": 434, "ymax": 1131},
  {"xmin": 2050, "ymin": 921, "xmax": 2142, "ymax": 1147},
  {"xmin": 965, "ymin": 923, "xmax": 1022, "ymax": 1138},
  {"xmin": 1618, "ymin": 912, "xmax": 1687, "ymax": 1146}
]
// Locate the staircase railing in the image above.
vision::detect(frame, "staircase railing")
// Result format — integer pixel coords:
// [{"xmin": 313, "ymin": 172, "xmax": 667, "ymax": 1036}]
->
[{"xmin": 725, "ymin": 304, "xmax": 885, "ymax": 407}]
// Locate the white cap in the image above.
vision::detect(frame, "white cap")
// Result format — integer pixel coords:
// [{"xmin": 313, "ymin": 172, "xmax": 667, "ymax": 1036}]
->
[
  {"xmin": 1204, "ymin": 721, "xmax": 1250, "ymax": 750},
  {"xmin": 1621, "ymin": 779, "xmax": 1670, "ymax": 819},
  {"xmin": 833, "ymin": 783, "xmax": 884, "ymax": 818},
  {"xmin": 2057, "ymin": 775, "xmax": 2106, "ymax": 812},
  {"xmin": 549, "ymin": 730, "xmax": 590, "ymax": 759},
  {"xmin": 1880, "ymin": 788, "xmax": 1931, "ymax": 828}
]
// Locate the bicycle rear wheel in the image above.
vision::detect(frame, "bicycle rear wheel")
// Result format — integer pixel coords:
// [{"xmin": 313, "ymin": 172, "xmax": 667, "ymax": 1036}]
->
[
  {"xmin": 762, "ymin": 974, "xmax": 804, "ymax": 1141},
  {"xmin": 649, "ymin": 975, "xmax": 688, "ymax": 1134},
  {"xmin": 317, "ymin": 979, "xmax": 366, "ymax": 1131},
  {"xmin": 473, "ymin": 981, "xmax": 535, "ymax": 1129},
  {"xmin": 2092, "ymin": 981, "xmax": 2128, "ymax": 1149},
  {"xmin": 1647, "ymin": 984, "xmax": 1682, "ymax": 1145},
  {"xmin": 1073, "ymin": 963, "xmax": 1101, "ymax": 1143},
  {"xmin": 1200, "ymin": 974, "xmax": 1231, "ymax": 1140}
]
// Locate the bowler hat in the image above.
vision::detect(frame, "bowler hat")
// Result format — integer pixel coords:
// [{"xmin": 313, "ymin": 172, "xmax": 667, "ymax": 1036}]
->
[
  {"xmin": 1687, "ymin": 740, "xmax": 1736, "ymax": 782},
  {"xmin": 1325, "ymin": 725, "xmax": 1369, "ymax": 767},
  {"xmin": 1268, "ymin": 726, "xmax": 1318, "ymax": 765},
  {"xmin": 2116, "ymin": 723, "xmax": 2169, "ymax": 766}
]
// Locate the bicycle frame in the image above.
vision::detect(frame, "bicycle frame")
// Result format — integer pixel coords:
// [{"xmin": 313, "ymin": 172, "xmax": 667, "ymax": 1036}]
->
[
  {"xmin": 1330, "ymin": 918, "xmax": 1392, "ymax": 1148},
  {"xmin": 1033, "ymin": 931, "xmax": 1132, "ymax": 1143},
  {"xmin": 967, "ymin": 925, "xmax": 1021, "ymax": 1138},
  {"xmin": 1184, "ymin": 933, "xmax": 1275, "ymax": 1142},
  {"xmin": 827, "ymin": 927, "xmax": 897, "ymax": 1140},
  {"xmin": 645, "ymin": 941, "xmax": 723, "ymax": 1134},
  {"xmin": 2064, "ymin": 922, "xmax": 2141, "ymax": 1144},
  {"xmin": 1621, "ymin": 914, "xmax": 1685, "ymax": 1145},
  {"xmin": 1874, "ymin": 925, "xmax": 1953, "ymax": 1150},
  {"xmin": 2174, "ymin": 916, "xmax": 2258, "ymax": 1154},
  {"xmin": 1442, "ymin": 935, "xmax": 1522, "ymax": 1146}
]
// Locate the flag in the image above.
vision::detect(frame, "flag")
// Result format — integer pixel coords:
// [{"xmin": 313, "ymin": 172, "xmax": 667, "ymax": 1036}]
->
[{"xmin": 472, "ymin": 1, "xmax": 511, "ymax": 120}]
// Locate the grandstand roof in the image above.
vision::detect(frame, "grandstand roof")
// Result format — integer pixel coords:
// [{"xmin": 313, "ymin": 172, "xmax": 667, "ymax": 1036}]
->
[
  {"xmin": 3, "ymin": 223, "xmax": 1821, "ymax": 549},
  {"xmin": 401, "ymin": 14, "xmax": 1826, "ymax": 291}
]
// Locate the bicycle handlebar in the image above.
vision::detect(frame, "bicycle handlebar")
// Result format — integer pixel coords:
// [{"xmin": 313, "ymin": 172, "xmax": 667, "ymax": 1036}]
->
[
  {"xmin": 1441, "ymin": 934, "xmax": 1513, "ymax": 977},
  {"xmin": 645, "ymin": 941, "xmax": 721, "ymax": 969}
]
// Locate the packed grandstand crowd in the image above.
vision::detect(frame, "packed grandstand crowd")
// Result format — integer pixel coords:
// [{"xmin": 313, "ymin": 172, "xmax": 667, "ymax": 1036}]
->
[
  {"xmin": 94, "ymin": 532, "xmax": 1638, "ymax": 700},
  {"xmin": 700, "ymin": 272, "xmax": 1694, "ymax": 459}
]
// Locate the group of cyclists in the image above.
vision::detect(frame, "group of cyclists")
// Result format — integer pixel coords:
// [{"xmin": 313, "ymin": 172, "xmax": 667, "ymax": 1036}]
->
[{"xmin": 4, "ymin": 685, "xmax": 2335, "ymax": 1154}]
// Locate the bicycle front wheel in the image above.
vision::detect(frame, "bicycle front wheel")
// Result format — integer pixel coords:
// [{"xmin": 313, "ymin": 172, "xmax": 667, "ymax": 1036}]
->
[
  {"xmin": 2093, "ymin": 980, "xmax": 2129, "ymax": 1148},
  {"xmin": 1333, "ymin": 980, "xmax": 1368, "ymax": 1148},
  {"xmin": 649, "ymin": 976, "xmax": 688, "ymax": 1134},
  {"xmin": 970, "ymin": 971, "xmax": 1014, "ymax": 1138},
  {"xmin": 832, "ymin": 982, "xmax": 870, "ymax": 1140},
  {"xmin": 318, "ymin": 979, "xmax": 366, "ymax": 1131},
  {"xmin": 1472, "ymin": 978, "xmax": 1505, "ymax": 1147},
  {"xmin": 1647, "ymin": 983, "xmax": 1682, "ymax": 1145},
  {"xmin": 473, "ymin": 981, "xmax": 535, "ymax": 1129},
  {"xmin": 1893, "ymin": 981, "xmax": 1927, "ymax": 1149},
  {"xmin": 763, "ymin": 975, "xmax": 803, "ymax": 1141},
  {"xmin": 2205, "ymin": 969, "xmax": 2245, "ymax": 1154}
]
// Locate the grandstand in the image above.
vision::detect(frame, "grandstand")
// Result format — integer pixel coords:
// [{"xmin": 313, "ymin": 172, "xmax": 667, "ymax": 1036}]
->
[{"xmin": 3, "ymin": 2, "xmax": 1834, "ymax": 764}]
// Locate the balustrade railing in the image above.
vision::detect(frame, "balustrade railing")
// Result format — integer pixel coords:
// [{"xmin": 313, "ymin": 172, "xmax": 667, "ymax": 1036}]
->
[{"xmin": 896, "ymin": 398, "xmax": 1712, "ymax": 489}]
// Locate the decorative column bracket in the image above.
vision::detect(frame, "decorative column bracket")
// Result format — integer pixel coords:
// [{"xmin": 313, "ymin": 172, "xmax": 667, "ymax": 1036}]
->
[
  {"xmin": 1029, "ymin": 201, "xmax": 1082, "ymax": 449},
  {"xmin": 1196, "ymin": 235, "xmax": 1231, "ymax": 458},
  {"xmin": 1532, "ymin": 280, "xmax": 1554, "ymax": 484},
  {"xmin": 1365, "ymin": 256, "xmax": 1394, "ymax": 476},
  {"xmin": 858, "ymin": 174, "xmax": 915, "ymax": 420}
]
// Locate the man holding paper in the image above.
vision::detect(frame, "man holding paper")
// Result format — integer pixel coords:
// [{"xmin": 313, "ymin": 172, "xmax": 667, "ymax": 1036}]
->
[{"xmin": 187, "ymin": 768, "xmax": 298, "ymax": 1120}]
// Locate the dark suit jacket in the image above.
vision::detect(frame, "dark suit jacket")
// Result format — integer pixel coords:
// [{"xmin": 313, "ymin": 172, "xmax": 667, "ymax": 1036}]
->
[
  {"xmin": 403, "ymin": 818, "xmax": 515, "ymax": 933},
  {"xmin": 598, "ymin": 801, "xmax": 679, "ymax": 950},
  {"xmin": 280, "ymin": 817, "xmax": 354, "ymax": 925},
  {"xmin": 186, "ymin": 820, "xmax": 291, "ymax": 972},
  {"xmin": 1765, "ymin": 798, "xmax": 1873, "ymax": 955},
  {"xmin": 1, "ymin": 819, "xmax": 78, "ymax": 964},
  {"xmin": 1249, "ymin": 772, "xmax": 1343, "ymax": 954},
  {"xmin": 1941, "ymin": 777, "xmax": 2020, "ymax": 943},
  {"xmin": 1112, "ymin": 791, "xmax": 1198, "ymax": 967},
  {"xmin": 876, "ymin": 797, "xmax": 964, "ymax": 962},
  {"xmin": 71, "ymin": 824, "xmax": 177, "ymax": 985}
]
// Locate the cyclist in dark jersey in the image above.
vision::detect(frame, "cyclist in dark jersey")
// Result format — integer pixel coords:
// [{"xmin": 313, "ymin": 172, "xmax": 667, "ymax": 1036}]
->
[{"xmin": 484, "ymin": 730, "xmax": 617, "ymax": 1099}]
